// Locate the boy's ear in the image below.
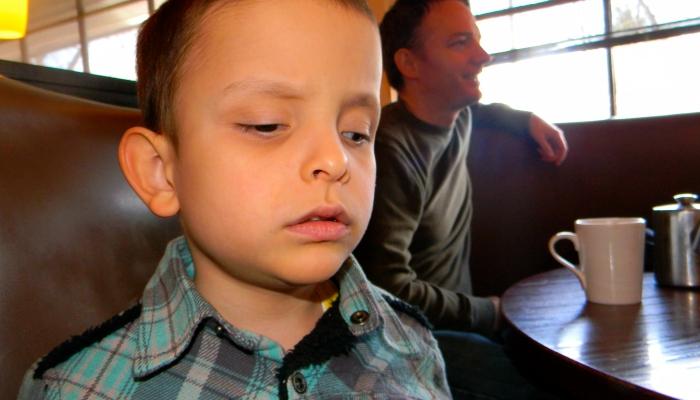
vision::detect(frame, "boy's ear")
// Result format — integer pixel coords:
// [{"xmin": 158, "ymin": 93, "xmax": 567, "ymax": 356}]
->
[
  {"xmin": 118, "ymin": 126, "xmax": 180, "ymax": 217},
  {"xmin": 394, "ymin": 48, "xmax": 420, "ymax": 81}
]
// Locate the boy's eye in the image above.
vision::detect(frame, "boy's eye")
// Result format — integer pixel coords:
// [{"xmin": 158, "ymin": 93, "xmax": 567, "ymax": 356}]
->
[
  {"xmin": 237, "ymin": 123, "xmax": 284, "ymax": 136},
  {"xmin": 341, "ymin": 131, "xmax": 371, "ymax": 145},
  {"xmin": 241, "ymin": 124, "xmax": 280, "ymax": 132}
]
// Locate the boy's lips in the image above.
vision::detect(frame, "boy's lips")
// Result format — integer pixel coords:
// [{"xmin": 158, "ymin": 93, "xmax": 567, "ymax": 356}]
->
[{"xmin": 287, "ymin": 205, "xmax": 351, "ymax": 242}]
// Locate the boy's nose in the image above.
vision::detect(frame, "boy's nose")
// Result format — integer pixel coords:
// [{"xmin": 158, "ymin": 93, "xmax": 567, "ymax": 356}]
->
[{"xmin": 301, "ymin": 130, "xmax": 349, "ymax": 184}]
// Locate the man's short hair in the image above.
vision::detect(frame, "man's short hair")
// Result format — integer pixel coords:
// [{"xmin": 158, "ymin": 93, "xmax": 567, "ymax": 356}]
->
[
  {"xmin": 380, "ymin": 0, "xmax": 469, "ymax": 91},
  {"xmin": 137, "ymin": 0, "xmax": 374, "ymax": 144}
]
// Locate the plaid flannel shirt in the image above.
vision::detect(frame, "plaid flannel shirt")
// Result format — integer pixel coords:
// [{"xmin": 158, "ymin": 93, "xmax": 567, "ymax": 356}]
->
[{"xmin": 19, "ymin": 236, "xmax": 450, "ymax": 399}]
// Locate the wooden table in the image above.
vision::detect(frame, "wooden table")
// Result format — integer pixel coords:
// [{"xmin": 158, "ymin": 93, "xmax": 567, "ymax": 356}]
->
[{"xmin": 502, "ymin": 268, "xmax": 700, "ymax": 399}]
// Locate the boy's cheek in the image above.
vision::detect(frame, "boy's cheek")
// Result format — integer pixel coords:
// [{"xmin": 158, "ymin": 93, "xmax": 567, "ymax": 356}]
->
[{"xmin": 351, "ymin": 182, "xmax": 376, "ymax": 233}]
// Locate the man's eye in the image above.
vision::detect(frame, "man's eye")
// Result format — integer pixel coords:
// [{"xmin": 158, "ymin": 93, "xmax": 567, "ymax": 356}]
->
[{"xmin": 341, "ymin": 131, "xmax": 370, "ymax": 145}]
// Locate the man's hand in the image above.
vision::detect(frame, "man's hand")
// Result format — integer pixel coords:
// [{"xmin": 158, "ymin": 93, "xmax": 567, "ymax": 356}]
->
[{"xmin": 529, "ymin": 114, "xmax": 568, "ymax": 166}]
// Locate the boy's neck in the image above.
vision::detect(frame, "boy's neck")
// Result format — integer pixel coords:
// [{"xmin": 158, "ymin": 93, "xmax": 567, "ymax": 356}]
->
[{"xmin": 193, "ymin": 261, "xmax": 333, "ymax": 351}]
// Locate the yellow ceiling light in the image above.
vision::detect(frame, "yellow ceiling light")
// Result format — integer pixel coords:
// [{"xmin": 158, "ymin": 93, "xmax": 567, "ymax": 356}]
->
[{"xmin": 0, "ymin": 0, "xmax": 28, "ymax": 40}]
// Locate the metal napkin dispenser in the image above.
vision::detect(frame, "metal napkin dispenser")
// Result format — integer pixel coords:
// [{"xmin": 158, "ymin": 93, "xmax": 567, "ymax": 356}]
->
[{"xmin": 652, "ymin": 193, "xmax": 700, "ymax": 287}]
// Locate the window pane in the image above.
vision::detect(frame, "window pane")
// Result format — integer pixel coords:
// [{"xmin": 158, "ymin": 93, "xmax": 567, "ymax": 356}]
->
[
  {"xmin": 83, "ymin": 0, "xmax": 132, "ymax": 13},
  {"xmin": 25, "ymin": 21, "xmax": 83, "ymax": 72},
  {"xmin": 0, "ymin": 40, "xmax": 22, "ymax": 62},
  {"xmin": 471, "ymin": 0, "xmax": 511, "ymax": 16},
  {"xmin": 86, "ymin": 2, "xmax": 148, "ymax": 80},
  {"xmin": 480, "ymin": 1, "xmax": 605, "ymax": 53},
  {"xmin": 479, "ymin": 49, "xmax": 611, "ymax": 122},
  {"xmin": 611, "ymin": 0, "xmax": 700, "ymax": 31},
  {"xmin": 88, "ymin": 28, "xmax": 139, "ymax": 80},
  {"xmin": 512, "ymin": 0, "xmax": 548, "ymax": 7},
  {"xmin": 37, "ymin": 45, "xmax": 83, "ymax": 72},
  {"xmin": 478, "ymin": 16, "xmax": 515, "ymax": 54},
  {"xmin": 85, "ymin": 2, "xmax": 147, "ymax": 41},
  {"xmin": 511, "ymin": 1, "xmax": 604, "ymax": 49},
  {"xmin": 613, "ymin": 33, "xmax": 700, "ymax": 118},
  {"xmin": 471, "ymin": 0, "xmax": 548, "ymax": 16},
  {"xmin": 27, "ymin": 0, "xmax": 77, "ymax": 32}
]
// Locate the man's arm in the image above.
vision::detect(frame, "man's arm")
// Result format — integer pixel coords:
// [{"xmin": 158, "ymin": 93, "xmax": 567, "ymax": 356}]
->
[
  {"xmin": 471, "ymin": 103, "xmax": 568, "ymax": 165},
  {"xmin": 354, "ymin": 140, "xmax": 497, "ymax": 336}
]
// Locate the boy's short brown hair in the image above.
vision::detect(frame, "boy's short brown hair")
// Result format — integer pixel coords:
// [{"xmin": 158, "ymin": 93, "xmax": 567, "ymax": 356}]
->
[{"xmin": 137, "ymin": 0, "xmax": 374, "ymax": 143}]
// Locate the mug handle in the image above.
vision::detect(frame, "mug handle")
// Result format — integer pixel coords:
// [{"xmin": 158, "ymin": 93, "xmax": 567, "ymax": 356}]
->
[{"xmin": 548, "ymin": 231, "xmax": 586, "ymax": 290}]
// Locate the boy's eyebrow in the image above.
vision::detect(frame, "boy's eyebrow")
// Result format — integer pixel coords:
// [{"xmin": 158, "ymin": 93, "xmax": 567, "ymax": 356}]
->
[
  {"xmin": 344, "ymin": 93, "xmax": 380, "ymax": 113},
  {"xmin": 222, "ymin": 78, "xmax": 304, "ymax": 100},
  {"xmin": 221, "ymin": 79, "xmax": 379, "ymax": 112}
]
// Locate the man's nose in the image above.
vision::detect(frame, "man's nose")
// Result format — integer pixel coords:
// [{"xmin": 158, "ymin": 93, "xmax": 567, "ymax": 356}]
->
[{"xmin": 474, "ymin": 43, "xmax": 493, "ymax": 66}]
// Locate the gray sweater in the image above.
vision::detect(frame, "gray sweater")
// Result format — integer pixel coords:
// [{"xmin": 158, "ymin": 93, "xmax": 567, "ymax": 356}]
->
[{"xmin": 355, "ymin": 100, "xmax": 530, "ymax": 335}]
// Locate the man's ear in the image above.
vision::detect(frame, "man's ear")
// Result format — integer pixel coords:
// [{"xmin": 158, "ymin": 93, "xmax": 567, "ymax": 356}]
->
[
  {"xmin": 118, "ymin": 126, "xmax": 180, "ymax": 217},
  {"xmin": 394, "ymin": 48, "xmax": 420, "ymax": 81}
]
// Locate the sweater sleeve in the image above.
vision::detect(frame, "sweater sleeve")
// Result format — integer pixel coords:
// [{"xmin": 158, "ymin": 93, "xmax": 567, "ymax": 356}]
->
[
  {"xmin": 470, "ymin": 102, "xmax": 532, "ymax": 139},
  {"xmin": 354, "ymin": 139, "xmax": 497, "ymax": 336}
]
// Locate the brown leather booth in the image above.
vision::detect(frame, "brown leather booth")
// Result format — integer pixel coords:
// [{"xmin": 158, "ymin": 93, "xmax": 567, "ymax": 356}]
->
[{"xmin": 0, "ymin": 77, "xmax": 180, "ymax": 399}]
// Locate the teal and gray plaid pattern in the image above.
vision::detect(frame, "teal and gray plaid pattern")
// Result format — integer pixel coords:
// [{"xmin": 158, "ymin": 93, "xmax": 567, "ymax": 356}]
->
[{"xmin": 19, "ymin": 236, "xmax": 450, "ymax": 399}]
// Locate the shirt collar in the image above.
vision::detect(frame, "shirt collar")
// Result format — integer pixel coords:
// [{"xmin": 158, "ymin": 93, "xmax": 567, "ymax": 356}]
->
[
  {"xmin": 132, "ymin": 237, "xmax": 223, "ymax": 378},
  {"xmin": 333, "ymin": 255, "xmax": 423, "ymax": 356},
  {"xmin": 131, "ymin": 237, "xmax": 421, "ymax": 378}
]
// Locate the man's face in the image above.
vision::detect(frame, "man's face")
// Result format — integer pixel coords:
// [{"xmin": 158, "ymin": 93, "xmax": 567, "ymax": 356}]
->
[
  {"xmin": 169, "ymin": 0, "xmax": 382, "ymax": 291},
  {"xmin": 411, "ymin": 0, "xmax": 491, "ymax": 109}
]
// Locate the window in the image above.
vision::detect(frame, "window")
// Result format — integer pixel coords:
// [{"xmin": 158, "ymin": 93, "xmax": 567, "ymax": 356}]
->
[
  {"xmin": 0, "ymin": 0, "xmax": 153, "ymax": 80},
  {"xmin": 474, "ymin": 0, "xmax": 700, "ymax": 122},
  {"xmin": 26, "ymin": 21, "xmax": 83, "ymax": 72},
  {"xmin": 85, "ymin": 2, "xmax": 148, "ymax": 80}
]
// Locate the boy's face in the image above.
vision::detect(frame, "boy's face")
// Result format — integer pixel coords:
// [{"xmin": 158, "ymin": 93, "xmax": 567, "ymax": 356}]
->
[{"xmin": 170, "ymin": 0, "xmax": 382, "ymax": 290}]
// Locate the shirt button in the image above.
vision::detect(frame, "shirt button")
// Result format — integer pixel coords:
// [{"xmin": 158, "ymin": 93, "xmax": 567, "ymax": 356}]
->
[
  {"xmin": 350, "ymin": 310, "xmax": 370, "ymax": 325},
  {"xmin": 215, "ymin": 324, "xmax": 225, "ymax": 338},
  {"xmin": 291, "ymin": 371, "xmax": 307, "ymax": 394}
]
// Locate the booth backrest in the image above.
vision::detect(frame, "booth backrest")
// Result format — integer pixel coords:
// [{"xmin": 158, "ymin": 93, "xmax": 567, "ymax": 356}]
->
[
  {"xmin": 0, "ymin": 77, "xmax": 180, "ymax": 399},
  {"xmin": 469, "ymin": 112, "xmax": 700, "ymax": 296}
]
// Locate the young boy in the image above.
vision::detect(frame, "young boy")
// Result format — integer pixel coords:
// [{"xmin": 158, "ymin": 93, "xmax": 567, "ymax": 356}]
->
[{"xmin": 19, "ymin": 0, "xmax": 449, "ymax": 398}]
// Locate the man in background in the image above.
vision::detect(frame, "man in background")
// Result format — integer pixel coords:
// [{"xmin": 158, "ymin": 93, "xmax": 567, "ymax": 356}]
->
[{"xmin": 355, "ymin": 0, "xmax": 567, "ymax": 398}]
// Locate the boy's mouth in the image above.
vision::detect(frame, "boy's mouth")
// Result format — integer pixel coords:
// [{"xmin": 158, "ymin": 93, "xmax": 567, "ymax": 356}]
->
[
  {"xmin": 293, "ymin": 205, "xmax": 350, "ymax": 224},
  {"xmin": 308, "ymin": 216, "xmax": 338, "ymax": 222},
  {"xmin": 287, "ymin": 205, "xmax": 351, "ymax": 241}
]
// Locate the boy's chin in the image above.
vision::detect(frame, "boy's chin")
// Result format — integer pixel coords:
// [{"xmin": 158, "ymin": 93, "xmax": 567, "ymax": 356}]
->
[{"xmin": 277, "ymin": 249, "xmax": 351, "ymax": 286}]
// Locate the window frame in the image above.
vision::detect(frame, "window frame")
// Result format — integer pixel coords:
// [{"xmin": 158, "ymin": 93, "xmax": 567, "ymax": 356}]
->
[{"xmin": 475, "ymin": 0, "xmax": 700, "ymax": 118}]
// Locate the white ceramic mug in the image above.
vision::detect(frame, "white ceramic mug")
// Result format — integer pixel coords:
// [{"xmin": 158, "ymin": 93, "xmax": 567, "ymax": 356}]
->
[{"xmin": 548, "ymin": 217, "xmax": 646, "ymax": 305}]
